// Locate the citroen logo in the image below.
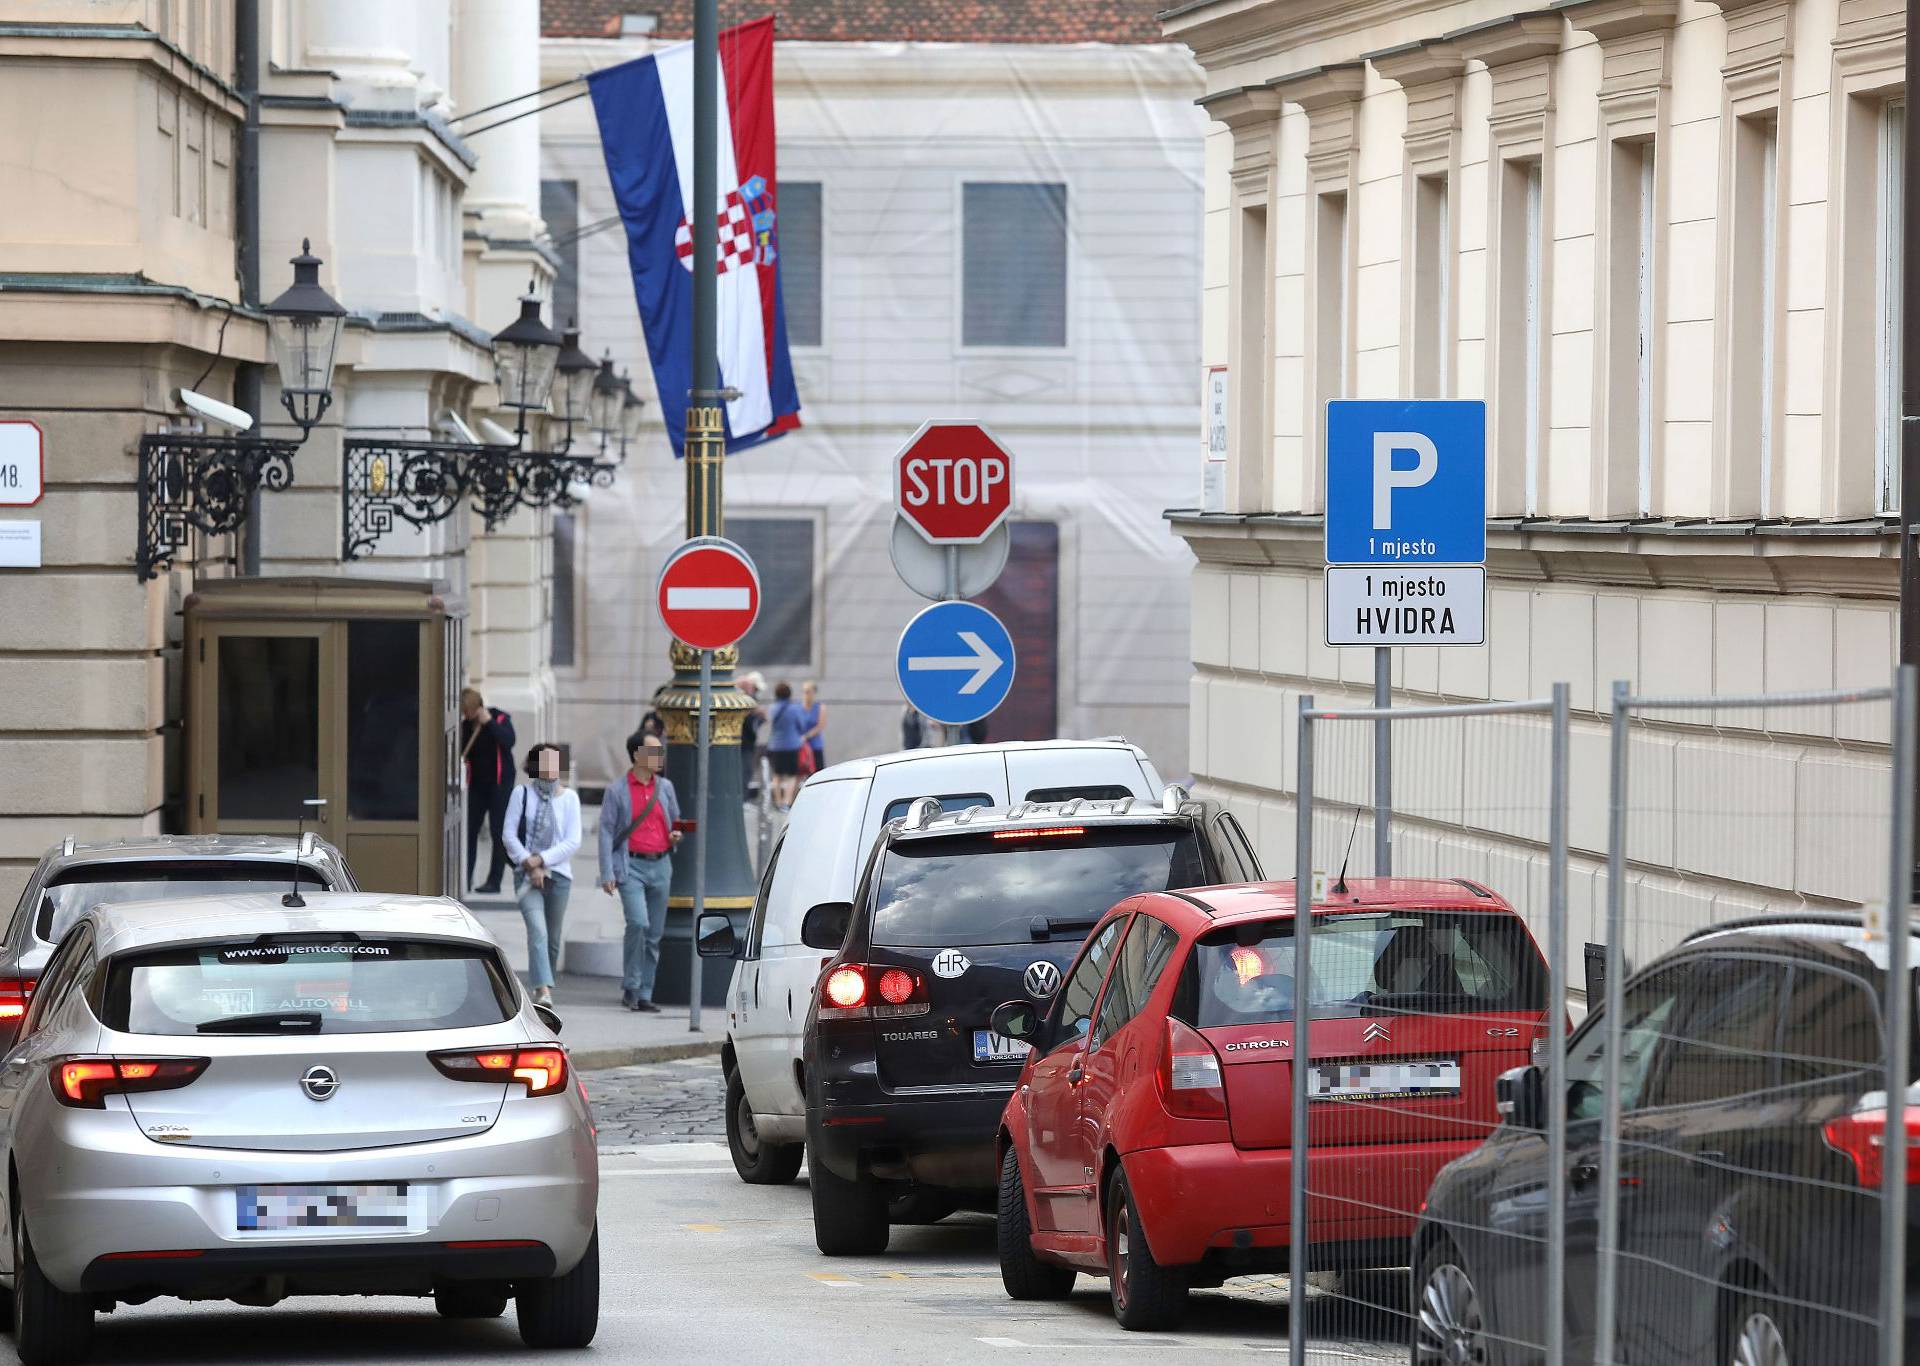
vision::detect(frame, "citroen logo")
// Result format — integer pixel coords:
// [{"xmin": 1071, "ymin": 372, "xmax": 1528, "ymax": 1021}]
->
[
  {"xmin": 1362, "ymin": 1021, "xmax": 1391, "ymax": 1045},
  {"xmin": 1023, "ymin": 960, "xmax": 1062, "ymax": 999},
  {"xmin": 300, "ymin": 1064, "xmax": 340, "ymax": 1102}
]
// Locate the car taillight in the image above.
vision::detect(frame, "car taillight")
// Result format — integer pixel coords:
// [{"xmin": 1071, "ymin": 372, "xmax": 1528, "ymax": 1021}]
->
[
  {"xmin": 818, "ymin": 965, "xmax": 930, "ymax": 1020},
  {"xmin": 430, "ymin": 1047, "xmax": 570, "ymax": 1098},
  {"xmin": 1823, "ymin": 1106, "xmax": 1920, "ymax": 1187},
  {"xmin": 0, "ymin": 977, "xmax": 36, "ymax": 1021},
  {"xmin": 1158, "ymin": 1018, "xmax": 1227, "ymax": 1119},
  {"xmin": 991, "ymin": 826, "xmax": 1086, "ymax": 841},
  {"xmin": 53, "ymin": 1056, "xmax": 207, "ymax": 1109}
]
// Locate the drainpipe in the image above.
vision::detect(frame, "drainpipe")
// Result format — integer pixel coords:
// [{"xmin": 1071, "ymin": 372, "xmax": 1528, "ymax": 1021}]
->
[{"xmin": 236, "ymin": 0, "xmax": 263, "ymax": 575}]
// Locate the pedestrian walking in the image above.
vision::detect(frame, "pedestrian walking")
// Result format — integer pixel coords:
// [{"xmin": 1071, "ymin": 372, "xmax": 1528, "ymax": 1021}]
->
[
  {"xmin": 800, "ymin": 679, "xmax": 826, "ymax": 772},
  {"xmin": 738, "ymin": 671, "xmax": 767, "ymax": 797},
  {"xmin": 901, "ymin": 704, "xmax": 924, "ymax": 752},
  {"xmin": 459, "ymin": 687, "xmax": 517, "ymax": 894},
  {"xmin": 766, "ymin": 681, "xmax": 806, "ymax": 808},
  {"xmin": 598, "ymin": 730, "xmax": 682, "ymax": 1013},
  {"xmin": 501, "ymin": 743, "xmax": 581, "ymax": 1008}
]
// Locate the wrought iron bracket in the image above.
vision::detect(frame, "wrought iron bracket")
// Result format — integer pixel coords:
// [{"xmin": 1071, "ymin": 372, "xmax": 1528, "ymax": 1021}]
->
[
  {"xmin": 342, "ymin": 439, "xmax": 622, "ymax": 558},
  {"xmin": 136, "ymin": 432, "xmax": 302, "ymax": 580}
]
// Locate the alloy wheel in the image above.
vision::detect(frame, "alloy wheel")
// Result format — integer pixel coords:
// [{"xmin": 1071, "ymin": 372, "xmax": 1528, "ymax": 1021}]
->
[
  {"xmin": 1733, "ymin": 1310, "xmax": 1790, "ymax": 1366},
  {"xmin": 1415, "ymin": 1262, "xmax": 1488, "ymax": 1366},
  {"xmin": 1108, "ymin": 1197, "xmax": 1131, "ymax": 1311}
]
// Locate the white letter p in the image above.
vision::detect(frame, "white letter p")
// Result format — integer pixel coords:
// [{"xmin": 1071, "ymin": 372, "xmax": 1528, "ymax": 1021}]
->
[{"xmin": 1372, "ymin": 432, "xmax": 1438, "ymax": 531}]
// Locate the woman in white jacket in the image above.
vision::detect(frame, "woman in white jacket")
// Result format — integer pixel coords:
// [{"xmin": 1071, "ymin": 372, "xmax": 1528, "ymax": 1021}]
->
[{"xmin": 501, "ymin": 743, "xmax": 582, "ymax": 1007}]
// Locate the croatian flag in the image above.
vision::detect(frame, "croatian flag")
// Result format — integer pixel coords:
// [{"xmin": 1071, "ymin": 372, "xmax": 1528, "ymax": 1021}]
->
[{"xmin": 588, "ymin": 16, "xmax": 801, "ymax": 455}]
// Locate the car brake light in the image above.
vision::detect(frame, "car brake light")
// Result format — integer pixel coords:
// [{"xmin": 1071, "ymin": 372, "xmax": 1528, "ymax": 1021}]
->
[
  {"xmin": 0, "ymin": 977, "xmax": 36, "ymax": 1021},
  {"xmin": 1158, "ymin": 1018, "xmax": 1228, "ymax": 1120},
  {"xmin": 819, "ymin": 965, "xmax": 930, "ymax": 1020},
  {"xmin": 1822, "ymin": 1106, "xmax": 1920, "ymax": 1187},
  {"xmin": 430, "ymin": 1047, "xmax": 570, "ymax": 1098},
  {"xmin": 991, "ymin": 826, "xmax": 1086, "ymax": 841},
  {"xmin": 53, "ymin": 1056, "xmax": 207, "ymax": 1109}
]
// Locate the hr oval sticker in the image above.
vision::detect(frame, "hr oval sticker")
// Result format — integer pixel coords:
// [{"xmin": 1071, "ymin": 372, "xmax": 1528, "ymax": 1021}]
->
[{"xmin": 931, "ymin": 949, "xmax": 971, "ymax": 979}]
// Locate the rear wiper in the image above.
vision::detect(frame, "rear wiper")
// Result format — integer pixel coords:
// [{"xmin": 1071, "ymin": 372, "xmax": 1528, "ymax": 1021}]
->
[
  {"xmin": 1029, "ymin": 915, "xmax": 1100, "ymax": 941},
  {"xmin": 195, "ymin": 1011, "xmax": 323, "ymax": 1034}
]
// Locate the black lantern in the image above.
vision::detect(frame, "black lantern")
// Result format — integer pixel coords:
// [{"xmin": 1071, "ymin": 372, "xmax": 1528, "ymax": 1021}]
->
[
  {"xmin": 264, "ymin": 239, "xmax": 347, "ymax": 431},
  {"xmin": 589, "ymin": 355, "xmax": 624, "ymax": 444},
  {"xmin": 619, "ymin": 371, "xmax": 647, "ymax": 455},
  {"xmin": 552, "ymin": 325, "xmax": 598, "ymax": 433},
  {"xmin": 491, "ymin": 287, "xmax": 563, "ymax": 443}
]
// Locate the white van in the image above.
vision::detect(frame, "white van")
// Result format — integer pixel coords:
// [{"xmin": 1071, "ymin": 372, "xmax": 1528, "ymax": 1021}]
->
[{"xmin": 717, "ymin": 740, "xmax": 1185, "ymax": 1183}]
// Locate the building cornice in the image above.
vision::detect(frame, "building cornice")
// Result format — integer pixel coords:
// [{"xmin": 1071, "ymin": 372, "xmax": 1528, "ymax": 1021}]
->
[
  {"xmin": 1445, "ymin": 11, "xmax": 1566, "ymax": 66},
  {"xmin": 1552, "ymin": 0, "xmax": 1679, "ymax": 40},
  {"xmin": 1366, "ymin": 39, "xmax": 1466, "ymax": 90},
  {"xmin": 0, "ymin": 21, "xmax": 244, "ymax": 117}
]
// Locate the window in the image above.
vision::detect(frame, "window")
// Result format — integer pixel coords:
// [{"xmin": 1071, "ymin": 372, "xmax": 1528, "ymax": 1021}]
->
[
  {"xmin": 778, "ymin": 181, "xmax": 822, "ymax": 347},
  {"xmin": 217, "ymin": 635, "xmax": 319, "ymax": 821},
  {"xmin": 1522, "ymin": 164, "xmax": 1544, "ymax": 514},
  {"xmin": 1211, "ymin": 812, "xmax": 1261, "ymax": 882},
  {"xmin": 1091, "ymin": 916, "xmax": 1181, "ymax": 1046},
  {"xmin": 962, "ymin": 183, "xmax": 1067, "ymax": 347},
  {"xmin": 23, "ymin": 926, "xmax": 91, "ymax": 1039},
  {"xmin": 1567, "ymin": 962, "xmax": 1693, "ymax": 1120},
  {"xmin": 1023, "ymin": 785, "xmax": 1133, "ymax": 805},
  {"xmin": 40, "ymin": 866, "xmax": 328, "ymax": 946},
  {"xmin": 1412, "ymin": 174, "xmax": 1451, "ymax": 395},
  {"xmin": 1879, "ymin": 102, "xmax": 1905, "ymax": 515},
  {"xmin": 1051, "ymin": 917, "xmax": 1127, "ymax": 1050},
  {"xmin": 745, "ymin": 834, "xmax": 784, "ymax": 958},
  {"xmin": 1650, "ymin": 958, "xmax": 1786, "ymax": 1106},
  {"xmin": 728, "ymin": 517, "xmax": 814, "ymax": 667},
  {"xmin": 541, "ymin": 179, "xmax": 580, "ymax": 336},
  {"xmin": 551, "ymin": 510, "xmax": 578, "ymax": 669},
  {"xmin": 1728, "ymin": 118, "xmax": 1780, "ymax": 515},
  {"xmin": 1777, "ymin": 964, "xmax": 1883, "ymax": 1086}
]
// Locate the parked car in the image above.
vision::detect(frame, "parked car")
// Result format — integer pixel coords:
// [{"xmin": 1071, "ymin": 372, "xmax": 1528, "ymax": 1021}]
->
[
  {"xmin": 0, "ymin": 835, "xmax": 356, "ymax": 1052},
  {"xmin": 714, "ymin": 789, "xmax": 1260, "ymax": 1254},
  {"xmin": 1414, "ymin": 913, "xmax": 1920, "ymax": 1366},
  {"xmin": 711, "ymin": 739, "xmax": 1215, "ymax": 1186},
  {"xmin": 992, "ymin": 877, "xmax": 1552, "ymax": 1329},
  {"xmin": 0, "ymin": 891, "xmax": 598, "ymax": 1365}
]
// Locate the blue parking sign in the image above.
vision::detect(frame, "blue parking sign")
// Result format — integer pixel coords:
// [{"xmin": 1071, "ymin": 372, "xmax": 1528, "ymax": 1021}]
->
[{"xmin": 1325, "ymin": 401, "xmax": 1486, "ymax": 566}]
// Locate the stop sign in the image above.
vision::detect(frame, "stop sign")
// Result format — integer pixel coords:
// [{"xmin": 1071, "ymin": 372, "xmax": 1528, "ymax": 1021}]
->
[
  {"xmin": 893, "ymin": 422, "xmax": 1014, "ymax": 544},
  {"xmin": 656, "ymin": 537, "xmax": 761, "ymax": 649}
]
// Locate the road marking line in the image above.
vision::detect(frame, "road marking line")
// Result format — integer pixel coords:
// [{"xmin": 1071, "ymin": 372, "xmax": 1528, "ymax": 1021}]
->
[{"xmin": 810, "ymin": 1273, "xmax": 860, "ymax": 1288}]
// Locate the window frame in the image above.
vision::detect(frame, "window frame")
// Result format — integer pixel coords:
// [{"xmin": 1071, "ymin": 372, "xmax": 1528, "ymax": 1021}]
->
[
  {"xmin": 956, "ymin": 180, "xmax": 1071, "ymax": 354},
  {"xmin": 1642, "ymin": 954, "xmax": 1789, "ymax": 1109},
  {"xmin": 1045, "ymin": 914, "xmax": 1130, "ymax": 1055},
  {"xmin": 725, "ymin": 509, "xmax": 824, "ymax": 673},
  {"xmin": 1090, "ymin": 914, "xmax": 1181, "ymax": 1051},
  {"xmin": 550, "ymin": 507, "xmax": 584, "ymax": 676}
]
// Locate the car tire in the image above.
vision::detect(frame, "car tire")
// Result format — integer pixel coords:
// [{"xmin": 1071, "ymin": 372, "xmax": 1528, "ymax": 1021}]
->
[
  {"xmin": 996, "ymin": 1147, "xmax": 1074, "ymax": 1301},
  {"xmin": 13, "ymin": 1214, "xmax": 92, "ymax": 1366},
  {"xmin": 1411, "ymin": 1237, "xmax": 1493, "ymax": 1366},
  {"xmin": 890, "ymin": 1189, "xmax": 959, "ymax": 1226},
  {"xmin": 516, "ymin": 1224, "xmax": 600, "ymax": 1349},
  {"xmin": 809, "ymin": 1149, "xmax": 890, "ymax": 1256},
  {"xmin": 1725, "ymin": 1290, "xmax": 1796, "ymax": 1366},
  {"xmin": 1104, "ymin": 1167, "xmax": 1187, "ymax": 1331},
  {"xmin": 727, "ymin": 1070, "xmax": 803, "ymax": 1185},
  {"xmin": 435, "ymin": 1283, "xmax": 509, "ymax": 1319}
]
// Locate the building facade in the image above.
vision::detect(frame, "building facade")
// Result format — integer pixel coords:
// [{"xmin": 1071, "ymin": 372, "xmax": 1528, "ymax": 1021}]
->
[
  {"xmin": 539, "ymin": 1, "xmax": 1206, "ymax": 784},
  {"xmin": 1169, "ymin": 0, "xmax": 1903, "ymax": 953}
]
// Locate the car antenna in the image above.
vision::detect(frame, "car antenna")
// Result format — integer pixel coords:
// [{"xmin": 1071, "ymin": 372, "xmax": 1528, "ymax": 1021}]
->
[
  {"xmin": 1332, "ymin": 807, "xmax": 1362, "ymax": 895},
  {"xmin": 285, "ymin": 798, "xmax": 327, "ymax": 907}
]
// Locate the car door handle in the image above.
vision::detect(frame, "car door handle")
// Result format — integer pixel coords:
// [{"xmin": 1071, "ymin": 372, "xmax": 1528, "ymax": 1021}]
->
[{"xmin": 1570, "ymin": 1162, "xmax": 1599, "ymax": 1186}]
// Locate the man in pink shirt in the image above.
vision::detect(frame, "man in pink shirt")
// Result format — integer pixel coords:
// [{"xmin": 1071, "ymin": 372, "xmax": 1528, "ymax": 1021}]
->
[{"xmin": 598, "ymin": 731, "xmax": 682, "ymax": 1011}]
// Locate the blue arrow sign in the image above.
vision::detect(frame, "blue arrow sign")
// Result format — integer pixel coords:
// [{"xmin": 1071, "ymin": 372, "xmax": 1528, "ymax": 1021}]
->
[{"xmin": 895, "ymin": 601, "xmax": 1016, "ymax": 727}]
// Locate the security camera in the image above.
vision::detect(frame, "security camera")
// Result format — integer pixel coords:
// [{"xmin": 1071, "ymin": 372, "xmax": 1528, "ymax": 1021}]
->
[
  {"xmin": 176, "ymin": 388, "xmax": 254, "ymax": 434},
  {"xmin": 478, "ymin": 417, "xmax": 519, "ymax": 447},
  {"xmin": 436, "ymin": 409, "xmax": 480, "ymax": 445}
]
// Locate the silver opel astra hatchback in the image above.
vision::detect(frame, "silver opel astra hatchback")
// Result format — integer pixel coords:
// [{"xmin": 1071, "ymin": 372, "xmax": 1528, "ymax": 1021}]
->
[{"xmin": 0, "ymin": 893, "xmax": 598, "ymax": 1365}]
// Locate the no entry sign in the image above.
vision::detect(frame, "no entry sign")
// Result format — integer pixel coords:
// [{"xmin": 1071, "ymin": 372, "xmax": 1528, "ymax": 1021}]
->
[
  {"xmin": 656, "ymin": 537, "xmax": 761, "ymax": 650},
  {"xmin": 893, "ymin": 421, "xmax": 1014, "ymax": 544}
]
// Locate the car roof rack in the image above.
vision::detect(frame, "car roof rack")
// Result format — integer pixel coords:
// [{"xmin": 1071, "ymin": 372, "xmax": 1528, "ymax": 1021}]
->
[
  {"xmin": 1452, "ymin": 879, "xmax": 1495, "ymax": 899},
  {"xmin": 60, "ymin": 835, "xmax": 75, "ymax": 858},
  {"xmin": 903, "ymin": 796, "xmax": 941, "ymax": 831},
  {"xmin": 300, "ymin": 831, "xmax": 317, "ymax": 857},
  {"xmin": 1160, "ymin": 784, "xmax": 1190, "ymax": 815}
]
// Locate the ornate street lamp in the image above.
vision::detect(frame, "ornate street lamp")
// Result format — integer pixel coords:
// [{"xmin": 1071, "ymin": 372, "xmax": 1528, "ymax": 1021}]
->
[
  {"xmin": 551, "ymin": 326, "xmax": 598, "ymax": 450},
  {"xmin": 617, "ymin": 371, "xmax": 648, "ymax": 462},
  {"xmin": 589, "ymin": 355, "xmax": 625, "ymax": 452},
  {"xmin": 490, "ymin": 288, "xmax": 563, "ymax": 445},
  {"xmin": 264, "ymin": 239, "xmax": 347, "ymax": 431}
]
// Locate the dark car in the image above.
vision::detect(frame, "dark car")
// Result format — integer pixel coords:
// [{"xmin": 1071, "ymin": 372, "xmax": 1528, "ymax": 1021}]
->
[
  {"xmin": 786, "ymin": 789, "xmax": 1261, "ymax": 1256},
  {"xmin": 1414, "ymin": 914, "xmax": 1919, "ymax": 1366},
  {"xmin": 0, "ymin": 835, "xmax": 357, "ymax": 1050}
]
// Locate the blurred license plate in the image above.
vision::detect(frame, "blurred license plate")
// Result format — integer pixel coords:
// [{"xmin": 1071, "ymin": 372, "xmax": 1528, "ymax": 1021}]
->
[
  {"xmin": 236, "ymin": 1184, "xmax": 411, "ymax": 1231},
  {"xmin": 972, "ymin": 1030, "xmax": 1031, "ymax": 1063},
  {"xmin": 1309, "ymin": 1060, "xmax": 1459, "ymax": 1100}
]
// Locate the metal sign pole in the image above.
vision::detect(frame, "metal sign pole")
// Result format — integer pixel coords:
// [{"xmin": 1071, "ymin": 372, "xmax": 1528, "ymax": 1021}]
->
[
  {"xmin": 1374, "ymin": 647, "xmax": 1391, "ymax": 876},
  {"xmin": 1288, "ymin": 695, "xmax": 1315, "ymax": 1366},
  {"xmin": 689, "ymin": 648, "xmax": 712, "ymax": 1033},
  {"xmin": 944, "ymin": 544, "xmax": 963, "ymax": 747}
]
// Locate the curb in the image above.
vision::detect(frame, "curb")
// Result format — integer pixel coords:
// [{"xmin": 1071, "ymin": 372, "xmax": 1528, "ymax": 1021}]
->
[{"xmin": 573, "ymin": 1040, "xmax": 723, "ymax": 1071}]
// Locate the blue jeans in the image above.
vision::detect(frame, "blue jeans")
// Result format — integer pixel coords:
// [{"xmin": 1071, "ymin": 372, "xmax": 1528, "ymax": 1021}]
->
[
  {"xmin": 515, "ymin": 871, "xmax": 572, "ymax": 989},
  {"xmin": 618, "ymin": 855, "xmax": 673, "ymax": 1003}
]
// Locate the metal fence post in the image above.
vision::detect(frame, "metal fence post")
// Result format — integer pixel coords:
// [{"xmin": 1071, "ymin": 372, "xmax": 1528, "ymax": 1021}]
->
[
  {"xmin": 1593, "ymin": 679, "xmax": 1632, "ymax": 1366},
  {"xmin": 1546, "ymin": 682, "xmax": 1570, "ymax": 1366},
  {"xmin": 1375, "ymin": 648, "xmax": 1391, "ymax": 877},
  {"xmin": 1290, "ymin": 694, "xmax": 1315, "ymax": 1366},
  {"xmin": 1880, "ymin": 665, "xmax": 1915, "ymax": 1366}
]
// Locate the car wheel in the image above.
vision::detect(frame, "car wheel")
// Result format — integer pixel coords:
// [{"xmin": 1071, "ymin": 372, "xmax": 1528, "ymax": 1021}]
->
[
  {"xmin": 1412, "ymin": 1239, "xmax": 1491, "ymax": 1366},
  {"xmin": 996, "ymin": 1147, "xmax": 1074, "ymax": 1301},
  {"xmin": 726, "ymin": 1070, "xmax": 803, "ymax": 1185},
  {"xmin": 515, "ymin": 1223, "xmax": 599, "ymax": 1349},
  {"xmin": 1104, "ymin": 1167, "xmax": 1187, "ymax": 1331},
  {"xmin": 435, "ymin": 1283, "xmax": 509, "ymax": 1319},
  {"xmin": 890, "ymin": 1189, "xmax": 959, "ymax": 1225},
  {"xmin": 809, "ymin": 1148, "xmax": 889, "ymax": 1256},
  {"xmin": 13, "ymin": 1213, "xmax": 92, "ymax": 1366},
  {"xmin": 1727, "ymin": 1293, "xmax": 1794, "ymax": 1366}
]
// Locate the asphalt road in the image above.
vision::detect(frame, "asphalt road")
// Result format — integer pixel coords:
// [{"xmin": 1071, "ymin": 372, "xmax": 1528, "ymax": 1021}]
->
[{"xmin": 8, "ymin": 1060, "xmax": 1408, "ymax": 1365}]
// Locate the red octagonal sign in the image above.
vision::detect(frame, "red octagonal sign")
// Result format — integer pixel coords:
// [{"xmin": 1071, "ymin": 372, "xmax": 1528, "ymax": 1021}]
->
[
  {"xmin": 893, "ymin": 421, "xmax": 1014, "ymax": 545},
  {"xmin": 656, "ymin": 537, "xmax": 761, "ymax": 650}
]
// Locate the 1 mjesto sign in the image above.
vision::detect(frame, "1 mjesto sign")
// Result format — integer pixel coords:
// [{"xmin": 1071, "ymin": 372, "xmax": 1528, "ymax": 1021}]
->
[{"xmin": 1324, "ymin": 567, "xmax": 1484, "ymax": 646}]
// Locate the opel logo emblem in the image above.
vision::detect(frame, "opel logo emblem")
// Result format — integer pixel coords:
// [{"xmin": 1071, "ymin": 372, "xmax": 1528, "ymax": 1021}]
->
[
  {"xmin": 300, "ymin": 1064, "xmax": 339, "ymax": 1102},
  {"xmin": 1362, "ymin": 1021, "xmax": 1391, "ymax": 1044},
  {"xmin": 1023, "ymin": 960, "xmax": 1061, "ymax": 999}
]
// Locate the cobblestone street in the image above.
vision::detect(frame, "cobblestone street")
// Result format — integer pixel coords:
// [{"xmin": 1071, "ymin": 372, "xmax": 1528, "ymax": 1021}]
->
[{"xmin": 584, "ymin": 1057, "xmax": 727, "ymax": 1148}]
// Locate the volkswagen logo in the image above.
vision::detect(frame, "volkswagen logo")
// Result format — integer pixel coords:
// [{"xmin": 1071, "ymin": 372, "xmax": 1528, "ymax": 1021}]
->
[
  {"xmin": 1361, "ymin": 1021, "xmax": 1391, "ymax": 1045},
  {"xmin": 300, "ymin": 1065, "xmax": 340, "ymax": 1102},
  {"xmin": 1023, "ymin": 960, "xmax": 1061, "ymax": 999}
]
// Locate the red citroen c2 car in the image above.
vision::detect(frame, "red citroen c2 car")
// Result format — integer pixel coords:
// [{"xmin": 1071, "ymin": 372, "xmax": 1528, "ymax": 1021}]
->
[{"xmin": 991, "ymin": 878, "xmax": 1552, "ymax": 1329}]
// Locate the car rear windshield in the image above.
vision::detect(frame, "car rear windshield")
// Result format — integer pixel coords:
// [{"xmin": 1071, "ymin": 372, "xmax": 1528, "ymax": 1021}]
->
[
  {"xmin": 100, "ymin": 938, "xmax": 516, "ymax": 1036},
  {"xmin": 39, "ymin": 864, "xmax": 329, "ymax": 944},
  {"xmin": 1176, "ymin": 910, "xmax": 1547, "ymax": 1028},
  {"xmin": 871, "ymin": 825, "xmax": 1207, "ymax": 948}
]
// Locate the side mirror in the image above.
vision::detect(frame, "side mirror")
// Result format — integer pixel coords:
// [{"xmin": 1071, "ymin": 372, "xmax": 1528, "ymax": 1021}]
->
[
  {"xmin": 989, "ymin": 999, "xmax": 1040, "ymax": 1042},
  {"xmin": 695, "ymin": 911, "xmax": 739, "ymax": 959},
  {"xmin": 1495, "ymin": 1064, "xmax": 1545, "ymax": 1131},
  {"xmin": 800, "ymin": 901, "xmax": 853, "ymax": 951},
  {"xmin": 533, "ymin": 1002, "xmax": 564, "ymax": 1035}
]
